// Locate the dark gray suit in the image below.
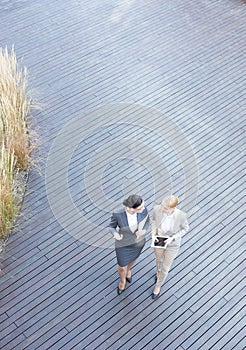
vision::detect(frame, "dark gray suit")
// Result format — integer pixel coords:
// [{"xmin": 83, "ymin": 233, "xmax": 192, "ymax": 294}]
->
[{"xmin": 109, "ymin": 208, "xmax": 150, "ymax": 266}]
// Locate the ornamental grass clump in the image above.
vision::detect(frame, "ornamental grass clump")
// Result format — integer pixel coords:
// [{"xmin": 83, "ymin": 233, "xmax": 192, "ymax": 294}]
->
[
  {"xmin": 0, "ymin": 46, "xmax": 35, "ymax": 240},
  {"xmin": 0, "ymin": 144, "xmax": 17, "ymax": 237}
]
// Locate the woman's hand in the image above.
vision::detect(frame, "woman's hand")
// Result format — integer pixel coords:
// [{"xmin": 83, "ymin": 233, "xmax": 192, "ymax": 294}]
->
[
  {"xmin": 156, "ymin": 229, "xmax": 174, "ymax": 245},
  {"xmin": 135, "ymin": 230, "xmax": 144, "ymax": 238},
  {"xmin": 113, "ymin": 232, "xmax": 123, "ymax": 240},
  {"xmin": 152, "ymin": 235, "xmax": 159, "ymax": 244},
  {"xmin": 165, "ymin": 237, "xmax": 174, "ymax": 245}
]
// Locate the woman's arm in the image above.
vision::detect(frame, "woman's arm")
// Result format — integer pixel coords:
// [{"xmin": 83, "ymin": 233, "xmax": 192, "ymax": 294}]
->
[
  {"xmin": 108, "ymin": 213, "xmax": 123, "ymax": 240},
  {"xmin": 144, "ymin": 212, "xmax": 150, "ymax": 231},
  {"xmin": 135, "ymin": 209, "xmax": 150, "ymax": 238},
  {"xmin": 151, "ymin": 207, "xmax": 158, "ymax": 242},
  {"xmin": 172, "ymin": 218, "xmax": 189, "ymax": 241},
  {"xmin": 135, "ymin": 210, "xmax": 150, "ymax": 238}
]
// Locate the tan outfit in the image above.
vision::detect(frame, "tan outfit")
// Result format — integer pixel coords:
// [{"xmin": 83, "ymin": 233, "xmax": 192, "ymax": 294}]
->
[{"xmin": 152, "ymin": 205, "xmax": 189, "ymax": 288}]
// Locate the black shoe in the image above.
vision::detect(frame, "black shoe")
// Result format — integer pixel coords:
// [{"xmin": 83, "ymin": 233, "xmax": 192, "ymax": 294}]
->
[
  {"xmin": 126, "ymin": 276, "xmax": 132, "ymax": 283},
  {"xmin": 152, "ymin": 291, "xmax": 160, "ymax": 300},
  {"xmin": 117, "ymin": 287, "xmax": 125, "ymax": 295}
]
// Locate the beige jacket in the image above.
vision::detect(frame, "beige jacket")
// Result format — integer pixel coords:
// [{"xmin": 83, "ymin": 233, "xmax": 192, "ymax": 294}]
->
[{"xmin": 152, "ymin": 205, "xmax": 189, "ymax": 247}]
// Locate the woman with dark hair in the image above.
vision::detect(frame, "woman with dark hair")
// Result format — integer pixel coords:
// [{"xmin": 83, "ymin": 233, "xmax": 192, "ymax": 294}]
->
[{"xmin": 108, "ymin": 194, "xmax": 150, "ymax": 295}]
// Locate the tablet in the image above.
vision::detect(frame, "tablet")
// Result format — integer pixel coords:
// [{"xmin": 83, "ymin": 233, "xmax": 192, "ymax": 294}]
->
[{"xmin": 151, "ymin": 236, "xmax": 169, "ymax": 248}]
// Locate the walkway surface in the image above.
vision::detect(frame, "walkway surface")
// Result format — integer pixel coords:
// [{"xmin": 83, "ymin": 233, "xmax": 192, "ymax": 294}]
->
[{"xmin": 0, "ymin": 0, "xmax": 245, "ymax": 349}]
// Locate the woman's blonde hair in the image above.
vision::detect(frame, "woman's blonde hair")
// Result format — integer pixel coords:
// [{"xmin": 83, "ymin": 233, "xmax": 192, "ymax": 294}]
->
[{"xmin": 161, "ymin": 195, "xmax": 179, "ymax": 208}]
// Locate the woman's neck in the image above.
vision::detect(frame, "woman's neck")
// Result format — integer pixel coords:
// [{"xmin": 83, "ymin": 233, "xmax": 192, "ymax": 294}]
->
[{"xmin": 126, "ymin": 208, "xmax": 136, "ymax": 215}]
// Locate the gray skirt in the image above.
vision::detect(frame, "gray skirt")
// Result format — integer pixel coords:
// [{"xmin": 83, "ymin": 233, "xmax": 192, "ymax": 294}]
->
[{"xmin": 115, "ymin": 238, "xmax": 146, "ymax": 267}]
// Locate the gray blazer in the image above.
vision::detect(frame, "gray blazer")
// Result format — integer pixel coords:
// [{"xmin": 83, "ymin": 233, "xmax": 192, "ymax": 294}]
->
[
  {"xmin": 152, "ymin": 205, "xmax": 189, "ymax": 247},
  {"xmin": 109, "ymin": 207, "xmax": 150, "ymax": 247}
]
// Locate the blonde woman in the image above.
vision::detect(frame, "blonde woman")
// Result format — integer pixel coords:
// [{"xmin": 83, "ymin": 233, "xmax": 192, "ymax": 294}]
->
[{"xmin": 151, "ymin": 195, "xmax": 189, "ymax": 300}]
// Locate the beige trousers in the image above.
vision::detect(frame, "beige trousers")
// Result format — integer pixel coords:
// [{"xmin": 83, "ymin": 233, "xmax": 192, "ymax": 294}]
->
[{"xmin": 154, "ymin": 245, "xmax": 180, "ymax": 288}]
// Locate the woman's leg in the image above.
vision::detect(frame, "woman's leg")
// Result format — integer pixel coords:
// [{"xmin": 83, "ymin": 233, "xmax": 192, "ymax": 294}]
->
[
  {"xmin": 153, "ymin": 247, "xmax": 179, "ymax": 294},
  {"xmin": 126, "ymin": 260, "xmax": 136, "ymax": 278},
  {"xmin": 154, "ymin": 248, "xmax": 165, "ymax": 278},
  {"xmin": 118, "ymin": 265, "xmax": 127, "ymax": 289},
  {"xmin": 118, "ymin": 259, "xmax": 136, "ymax": 289}
]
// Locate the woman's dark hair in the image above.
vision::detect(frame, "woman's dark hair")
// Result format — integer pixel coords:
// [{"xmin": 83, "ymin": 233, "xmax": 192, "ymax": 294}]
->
[{"xmin": 123, "ymin": 194, "xmax": 143, "ymax": 209}]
